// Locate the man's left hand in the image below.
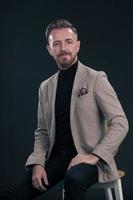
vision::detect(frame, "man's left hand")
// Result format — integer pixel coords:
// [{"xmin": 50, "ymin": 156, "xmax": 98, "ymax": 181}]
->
[{"xmin": 67, "ymin": 153, "xmax": 99, "ymax": 170}]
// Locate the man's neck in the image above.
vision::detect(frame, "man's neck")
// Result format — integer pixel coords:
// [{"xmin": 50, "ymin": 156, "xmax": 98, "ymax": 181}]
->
[{"xmin": 58, "ymin": 57, "xmax": 78, "ymax": 70}]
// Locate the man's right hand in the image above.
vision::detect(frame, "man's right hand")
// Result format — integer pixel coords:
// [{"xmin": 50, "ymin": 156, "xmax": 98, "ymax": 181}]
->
[{"xmin": 32, "ymin": 165, "xmax": 49, "ymax": 191}]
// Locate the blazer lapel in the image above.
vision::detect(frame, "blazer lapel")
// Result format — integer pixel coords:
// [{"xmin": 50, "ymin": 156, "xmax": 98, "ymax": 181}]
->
[{"xmin": 70, "ymin": 61, "xmax": 89, "ymax": 121}]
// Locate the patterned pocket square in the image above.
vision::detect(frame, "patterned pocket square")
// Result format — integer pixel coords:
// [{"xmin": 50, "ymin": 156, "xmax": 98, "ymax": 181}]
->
[{"xmin": 78, "ymin": 87, "xmax": 88, "ymax": 97}]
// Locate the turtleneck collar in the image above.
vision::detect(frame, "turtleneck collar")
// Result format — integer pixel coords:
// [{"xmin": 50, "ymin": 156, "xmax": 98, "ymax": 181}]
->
[{"xmin": 59, "ymin": 60, "xmax": 78, "ymax": 79}]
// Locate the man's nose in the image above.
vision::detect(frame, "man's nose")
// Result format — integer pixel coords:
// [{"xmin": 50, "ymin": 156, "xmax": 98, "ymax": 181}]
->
[{"xmin": 60, "ymin": 42, "xmax": 67, "ymax": 50}]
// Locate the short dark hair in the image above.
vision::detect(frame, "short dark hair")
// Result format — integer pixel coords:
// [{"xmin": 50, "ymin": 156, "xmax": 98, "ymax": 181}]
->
[{"xmin": 45, "ymin": 19, "xmax": 78, "ymax": 44}]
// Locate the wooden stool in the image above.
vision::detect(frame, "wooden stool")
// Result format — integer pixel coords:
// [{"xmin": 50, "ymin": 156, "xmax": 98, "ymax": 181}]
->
[{"xmin": 91, "ymin": 170, "xmax": 125, "ymax": 200}]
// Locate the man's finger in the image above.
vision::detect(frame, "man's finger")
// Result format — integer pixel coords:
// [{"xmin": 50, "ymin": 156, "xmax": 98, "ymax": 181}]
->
[
  {"xmin": 38, "ymin": 185, "xmax": 46, "ymax": 191},
  {"xmin": 32, "ymin": 179, "xmax": 38, "ymax": 189},
  {"xmin": 67, "ymin": 163, "xmax": 73, "ymax": 170},
  {"xmin": 32, "ymin": 176, "xmax": 46, "ymax": 191},
  {"xmin": 42, "ymin": 173, "xmax": 49, "ymax": 186}
]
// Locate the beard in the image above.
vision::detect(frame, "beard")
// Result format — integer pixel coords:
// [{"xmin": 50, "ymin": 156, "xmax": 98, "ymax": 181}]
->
[{"xmin": 54, "ymin": 51, "xmax": 77, "ymax": 69}]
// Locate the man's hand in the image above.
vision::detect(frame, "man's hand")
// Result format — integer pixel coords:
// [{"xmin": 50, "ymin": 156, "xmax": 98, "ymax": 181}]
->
[
  {"xmin": 67, "ymin": 153, "xmax": 99, "ymax": 170},
  {"xmin": 32, "ymin": 165, "xmax": 49, "ymax": 191}
]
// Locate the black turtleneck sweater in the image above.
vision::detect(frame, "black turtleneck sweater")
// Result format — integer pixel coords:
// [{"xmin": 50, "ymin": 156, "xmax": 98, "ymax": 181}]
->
[{"xmin": 50, "ymin": 61, "xmax": 78, "ymax": 159}]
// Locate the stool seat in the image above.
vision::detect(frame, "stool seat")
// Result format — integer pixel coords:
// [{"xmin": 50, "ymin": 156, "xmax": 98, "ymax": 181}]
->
[{"xmin": 91, "ymin": 170, "xmax": 125, "ymax": 200}]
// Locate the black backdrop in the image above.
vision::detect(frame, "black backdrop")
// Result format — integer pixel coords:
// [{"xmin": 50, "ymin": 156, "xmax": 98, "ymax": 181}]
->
[{"xmin": 1, "ymin": 0, "xmax": 133, "ymax": 199}]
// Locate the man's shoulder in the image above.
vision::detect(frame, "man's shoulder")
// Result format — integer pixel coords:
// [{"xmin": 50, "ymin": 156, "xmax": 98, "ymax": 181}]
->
[
  {"xmin": 79, "ymin": 61, "xmax": 106, "ymax": 79},
  {"xmin": 39, "ymin": 71, "xmax": 58, "ymax": 89}
]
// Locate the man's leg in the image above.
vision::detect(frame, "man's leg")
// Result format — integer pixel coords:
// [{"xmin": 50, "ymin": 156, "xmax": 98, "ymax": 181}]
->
[
  {"xmin": 64, "ymin": 163, "xmax": 98, "ymax": 200},
  {"xmin": 0, "ymin": 158, "xmax": 69, "ymax": 200},
  {"xmin": 0, "ymin": 171, "xmax": 42, "ymax": 200}
]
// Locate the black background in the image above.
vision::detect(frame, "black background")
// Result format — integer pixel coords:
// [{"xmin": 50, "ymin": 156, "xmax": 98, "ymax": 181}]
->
[{"xmin": 0, "ymin": 0, "xmax": 133, "ymax": 199}]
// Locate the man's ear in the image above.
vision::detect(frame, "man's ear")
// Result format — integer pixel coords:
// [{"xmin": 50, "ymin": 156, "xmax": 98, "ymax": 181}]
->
[
  {"xmin": 77, "ymin": 40, "xmax": 80, "ymax": 53},
  {"xmin": 46, "ymin": 44, "xmax": 53, "ymax": 56}
]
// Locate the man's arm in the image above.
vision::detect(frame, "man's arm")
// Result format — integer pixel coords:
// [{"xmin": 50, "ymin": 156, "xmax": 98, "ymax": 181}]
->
[
  {"xmin": 25, "ymin": 83, "xmax": 50, "ymax": 190},
  {"xmin": 25, "ymin": 83, "xmax": 50, "ymax": 168},
  {"xmin": 92, "ymin": 72, "xmax": 129, "ymax": 164}
]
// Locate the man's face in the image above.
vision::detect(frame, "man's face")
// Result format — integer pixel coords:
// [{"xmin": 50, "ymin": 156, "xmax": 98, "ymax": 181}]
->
[{"xmin": 47, "ymin": 28, "xmax": 80, "ymax": 69}]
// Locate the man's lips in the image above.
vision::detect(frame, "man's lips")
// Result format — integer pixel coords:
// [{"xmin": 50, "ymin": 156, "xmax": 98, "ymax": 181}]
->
[
  {"xmin": 59, "ymin": 52, "xmax": 70, "ymax": 57},
  {"xmin": 60, "ymin": 54, "xmax": 68, "ymax": 57}
]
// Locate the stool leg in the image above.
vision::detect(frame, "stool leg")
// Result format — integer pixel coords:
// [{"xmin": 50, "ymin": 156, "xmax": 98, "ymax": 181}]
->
[
  {"xmin": 62, "ymin": 188, "xmax": 64, "ymax": 200},
  {"xmin": 104, "ymin": 188, "xmax": 114, "ymax": 200},
  {"xmin": 114, "ymin": 179, "xmax": 124, "ymax": 200}
]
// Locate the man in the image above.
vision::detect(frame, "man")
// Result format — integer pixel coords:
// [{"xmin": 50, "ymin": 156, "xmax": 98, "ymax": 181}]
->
[{"xmin": 1, "ymin": 19, "xmax": 128, "ymax": 200}]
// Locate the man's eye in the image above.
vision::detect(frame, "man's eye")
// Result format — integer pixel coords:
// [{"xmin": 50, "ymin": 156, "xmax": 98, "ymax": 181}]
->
[
  {"xmin": 67, "ymin": 40, "xmax": 73, "ymax": 44},
  {"xmin": 53, "ymin": 42, "xmax": 60, "ymax": 46}
]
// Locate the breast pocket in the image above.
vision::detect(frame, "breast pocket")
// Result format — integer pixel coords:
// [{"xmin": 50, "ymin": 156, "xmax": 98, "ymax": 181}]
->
[{"xmin": 76, "ymin": 91, "xmax": 98, "ymax": 114}]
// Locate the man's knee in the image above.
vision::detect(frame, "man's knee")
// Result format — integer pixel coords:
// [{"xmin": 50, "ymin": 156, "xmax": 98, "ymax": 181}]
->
[
  {"xmin": 64, "ymin": 164, "xmax": 85, "ymax": 186},
  {"xmin": 64, "ymin": 163, "xmax": 98, "ymax": 188}
]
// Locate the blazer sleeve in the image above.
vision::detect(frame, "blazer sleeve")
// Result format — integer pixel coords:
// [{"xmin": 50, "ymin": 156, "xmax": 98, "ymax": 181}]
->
[
  {"xmin": 92, "ymin": 72, "xmax": 129, "ymax": 165},
  {"xmin": 25, "ymin": 83, "xmax": 50, "ymax": 169}
]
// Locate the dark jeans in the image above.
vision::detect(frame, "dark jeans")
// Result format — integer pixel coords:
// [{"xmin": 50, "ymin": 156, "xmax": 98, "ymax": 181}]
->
[{"xmin": 0, "ymin": 156, "xmax": 98, "ymax": 200}]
